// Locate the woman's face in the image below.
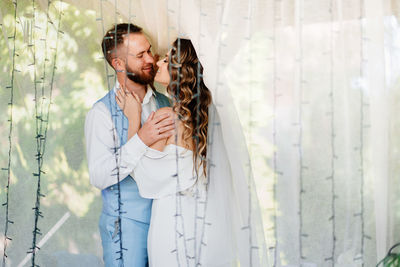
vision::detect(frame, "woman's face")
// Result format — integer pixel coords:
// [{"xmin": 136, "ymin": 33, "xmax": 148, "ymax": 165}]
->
[{"xmin": 155, "ymin": 52, "xmax": 170, "ymax": 86}]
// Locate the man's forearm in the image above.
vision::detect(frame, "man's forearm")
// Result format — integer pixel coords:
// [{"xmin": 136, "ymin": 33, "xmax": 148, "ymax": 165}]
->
[
  {"xmin": 88, "ymin": 133, "xmax": 148, "ymax": 189},
  {"xmin": 85, "ymin": 105, "xmax": 148, "ymax": 190}
]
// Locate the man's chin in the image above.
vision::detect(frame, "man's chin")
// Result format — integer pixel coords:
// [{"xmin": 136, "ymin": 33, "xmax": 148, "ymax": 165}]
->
[
  {"xmin": 127, "ymin": 74, "xmax": 154, "ymax": 85},
  {"xmin": 142, "ymin": 74, "xmax": 155, "ymax": 84}
]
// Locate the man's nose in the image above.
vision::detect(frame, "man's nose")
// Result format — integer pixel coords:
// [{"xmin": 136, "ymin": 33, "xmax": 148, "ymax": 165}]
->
[{"xmin": 144, "ymin": 52, "xmax": 154, "ymax": 64}]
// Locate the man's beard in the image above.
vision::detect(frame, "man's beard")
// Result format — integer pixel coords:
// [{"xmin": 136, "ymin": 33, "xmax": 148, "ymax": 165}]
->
[{"xmin": 126, "ymin": 65, "xmax": 155, "ymax": 85}]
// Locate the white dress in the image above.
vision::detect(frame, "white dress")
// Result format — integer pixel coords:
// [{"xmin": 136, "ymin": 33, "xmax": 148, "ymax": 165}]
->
[
  {"xmin": 131, "ymin": 107, "xmax": 268, "ymax": 266},
  {"xmin": 133, "ymin": 144, "xmax": 216, "ymax": 267}
]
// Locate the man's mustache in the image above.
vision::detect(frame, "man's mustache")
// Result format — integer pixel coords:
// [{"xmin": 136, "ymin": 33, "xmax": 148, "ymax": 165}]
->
[{"xmin": 142, "ymin": 64, "xmax": 154, "ymax": 71}]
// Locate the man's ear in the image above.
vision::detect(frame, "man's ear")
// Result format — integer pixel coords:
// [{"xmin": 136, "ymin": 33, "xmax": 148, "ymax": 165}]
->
[{"xmin": 111, "ymin": 57, "xmax": 124, "ymax": 71}]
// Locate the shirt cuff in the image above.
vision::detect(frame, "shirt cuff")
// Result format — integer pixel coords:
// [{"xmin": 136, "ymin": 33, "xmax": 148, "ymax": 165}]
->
[
  {"xmin": 121, "ymin": 133, "xmax": 149, "ymax": 167},
  {"xmin": 127, "ymin": 133, "xmax": 148, "ymax": 153}
]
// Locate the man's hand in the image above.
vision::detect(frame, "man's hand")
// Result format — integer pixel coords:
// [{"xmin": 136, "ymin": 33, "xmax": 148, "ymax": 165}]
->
[{"xmin": 138, "ymin": 111, "xmax": 175, "ymax": 146}]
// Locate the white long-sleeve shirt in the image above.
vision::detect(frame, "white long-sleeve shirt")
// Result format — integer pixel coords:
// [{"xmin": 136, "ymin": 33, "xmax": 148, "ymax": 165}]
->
[{"xmin": 84, "ymin": 83, "xmax": 157, "ymax": 190}]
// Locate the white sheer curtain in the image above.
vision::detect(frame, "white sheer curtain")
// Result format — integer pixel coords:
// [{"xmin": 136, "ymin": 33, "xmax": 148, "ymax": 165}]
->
[{"xmin": 0, "ymin": 0, "xmax": 399, "ymax": 266}]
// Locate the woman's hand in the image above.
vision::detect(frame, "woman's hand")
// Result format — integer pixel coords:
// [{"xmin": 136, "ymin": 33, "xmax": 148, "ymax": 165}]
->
[
  {"xmin": 116, "ymin": 88, "xmax": 142, "ymax": 121},
  {"xmin": 116, "ymin": 88, "xmax": 142, "ymax": 140}
]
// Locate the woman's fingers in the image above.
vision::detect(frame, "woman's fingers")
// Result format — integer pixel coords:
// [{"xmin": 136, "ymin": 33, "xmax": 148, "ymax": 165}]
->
[
  {"xmin": 118, "ymin": 88, "xmax": 127, "ymax": 98},
  {"xmin": 131, "ymin": 91, "xmax": 141, "ymax": 103},
  {"xmin": 159, "ymin": 129, "xmax": 175, "ymax": 139},
  {"xmin": 119, "ymin": 84, "xmax": 127, "ymax": 96},
  {"xmin": 119, "ymin": 89, "xmax": 126, "ymax": 98},
  {"xmin": 116, "ymin": 90, "xmax": 122, "ymax": 101},
  {"xmin": 153, "ymin": 113, "xmax": 170, "ymax": 125},
  {"xmin": 118, "ymin": 89, "xmax": 141, "ymax": 106},
  {"xmin": 157, "ymin": 119, "xmax": 174, "ymax": 128},
  {"xmin": 158, "ymin": 124, "xmax": 175, "ymax": 134}
]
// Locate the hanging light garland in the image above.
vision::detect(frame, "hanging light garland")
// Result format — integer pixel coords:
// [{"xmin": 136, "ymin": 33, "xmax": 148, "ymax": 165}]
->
[
  {"xmin": 2, "ymin": 1, "xmax": 18, "ymax": 265},
  {"xmin": 325, "ymin": 0, "xmax": 338, "ymax": 265},
  {"xmin": 29, "ymin": 0, "xmax": 63, "ymax": 265}
]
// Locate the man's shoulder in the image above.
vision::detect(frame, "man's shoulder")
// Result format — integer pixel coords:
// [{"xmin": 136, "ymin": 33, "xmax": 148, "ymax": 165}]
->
[
  {"xmin": 95, "ymin": 90, "xmax": 114, "ymax": 105},
  {"xmin": 91, "ymin": 100, "xmax": 107, "ymax": 109},
  {"xmin": 85, "ymin": 90, "xmax": 114, "ymax": 128},
  {"xmin": 87, "ymin": 100, "xmax": 109, "ymax": 119},
  {"xmin": 153, "ymin": 90, "xmax": 171, "ymax": 107},
  {"xmin": 89, "ymin": 89, "xmax": 115, "ymax": 111}
]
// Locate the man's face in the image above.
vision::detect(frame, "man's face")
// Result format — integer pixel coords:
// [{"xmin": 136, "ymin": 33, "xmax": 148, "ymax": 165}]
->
[{"xmin": 119, "ymin": 33, "xmax": 155, "ymax": 85}]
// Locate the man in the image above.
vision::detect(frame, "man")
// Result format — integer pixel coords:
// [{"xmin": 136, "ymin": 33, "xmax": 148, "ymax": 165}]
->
[{"xmin": 85, "ymin": 23, "xmax": 173, "ymax": 266}]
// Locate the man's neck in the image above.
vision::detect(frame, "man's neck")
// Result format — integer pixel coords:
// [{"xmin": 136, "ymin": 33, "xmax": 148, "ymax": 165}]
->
[{"xmin": 117, "ymin": 74, "xmax": 147, "ymax": 103}]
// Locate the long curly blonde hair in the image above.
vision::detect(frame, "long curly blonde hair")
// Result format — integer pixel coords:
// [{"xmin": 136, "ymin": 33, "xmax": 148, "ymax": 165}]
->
[{"xmin": 167, "ymin": 38, "xmax": 212, "ymax": 177}]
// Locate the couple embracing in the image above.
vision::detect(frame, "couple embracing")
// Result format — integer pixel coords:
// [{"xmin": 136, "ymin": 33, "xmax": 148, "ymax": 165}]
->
[{"xmin": 85, "ymin": 23, "xmax": 266, "ymax": 267}]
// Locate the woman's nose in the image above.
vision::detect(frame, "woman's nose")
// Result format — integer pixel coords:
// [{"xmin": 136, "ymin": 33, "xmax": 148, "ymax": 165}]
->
[{"xmin": 156, "ymin": 60, "xmax": 162, "ymax": 67}]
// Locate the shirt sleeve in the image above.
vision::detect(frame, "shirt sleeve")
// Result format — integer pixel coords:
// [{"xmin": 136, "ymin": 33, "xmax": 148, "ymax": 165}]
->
[
  {"xmin": 132, "ymin": 147, "xmax": 197, "ymax": 199},
  {"xmin": 85, "ymin": 102, "xmax": 148, "ymax": 190}
]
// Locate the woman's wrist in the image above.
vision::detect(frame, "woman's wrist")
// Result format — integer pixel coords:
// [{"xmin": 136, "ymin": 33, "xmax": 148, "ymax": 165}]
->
[
  {"xmin": 127, "ymin": 118, "xmax": 140, "ymax": 139},
  {"xmin": 129, "ymin": 115, "xmax": 140, "ymax": 127},
  {"xmin": 125, "ymin": 110, "xmax": 141, "ymax": 121}
]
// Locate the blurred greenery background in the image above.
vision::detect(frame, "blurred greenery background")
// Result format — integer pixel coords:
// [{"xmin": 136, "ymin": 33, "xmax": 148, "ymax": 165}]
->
[{"xmin": 0, "ymin": 1, "xmax": 106, "ymax": 265}]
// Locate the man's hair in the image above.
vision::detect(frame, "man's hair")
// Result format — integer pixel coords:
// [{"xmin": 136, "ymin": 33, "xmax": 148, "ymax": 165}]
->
[{"xmin": 101, "ymin": 23, "xmax": 142, "ymax": 67}]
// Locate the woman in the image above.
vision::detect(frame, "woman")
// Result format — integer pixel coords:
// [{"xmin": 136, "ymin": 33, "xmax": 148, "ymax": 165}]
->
[{"xmin": 116, "ymin": 39, "xmax": 267, "ymax": 267}]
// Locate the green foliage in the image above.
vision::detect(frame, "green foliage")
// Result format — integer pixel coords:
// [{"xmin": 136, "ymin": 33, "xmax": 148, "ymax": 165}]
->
[
  {"xmin": 0, "ymin": 0, "xmax": 107, "ymax": 263},
  {"xmin": 377, "ymin": 243, "xmax": 400, "ymax": 267}
]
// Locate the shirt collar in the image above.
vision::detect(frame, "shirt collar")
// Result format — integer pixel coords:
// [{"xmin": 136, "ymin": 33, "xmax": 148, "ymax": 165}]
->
[
  {"xmin": 142, "ymin": 86, "xmax": 155, "ymax": 105},
  {"xmin": 114, "ymin": 80, "xmax": 155, "ymax": 105}
]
